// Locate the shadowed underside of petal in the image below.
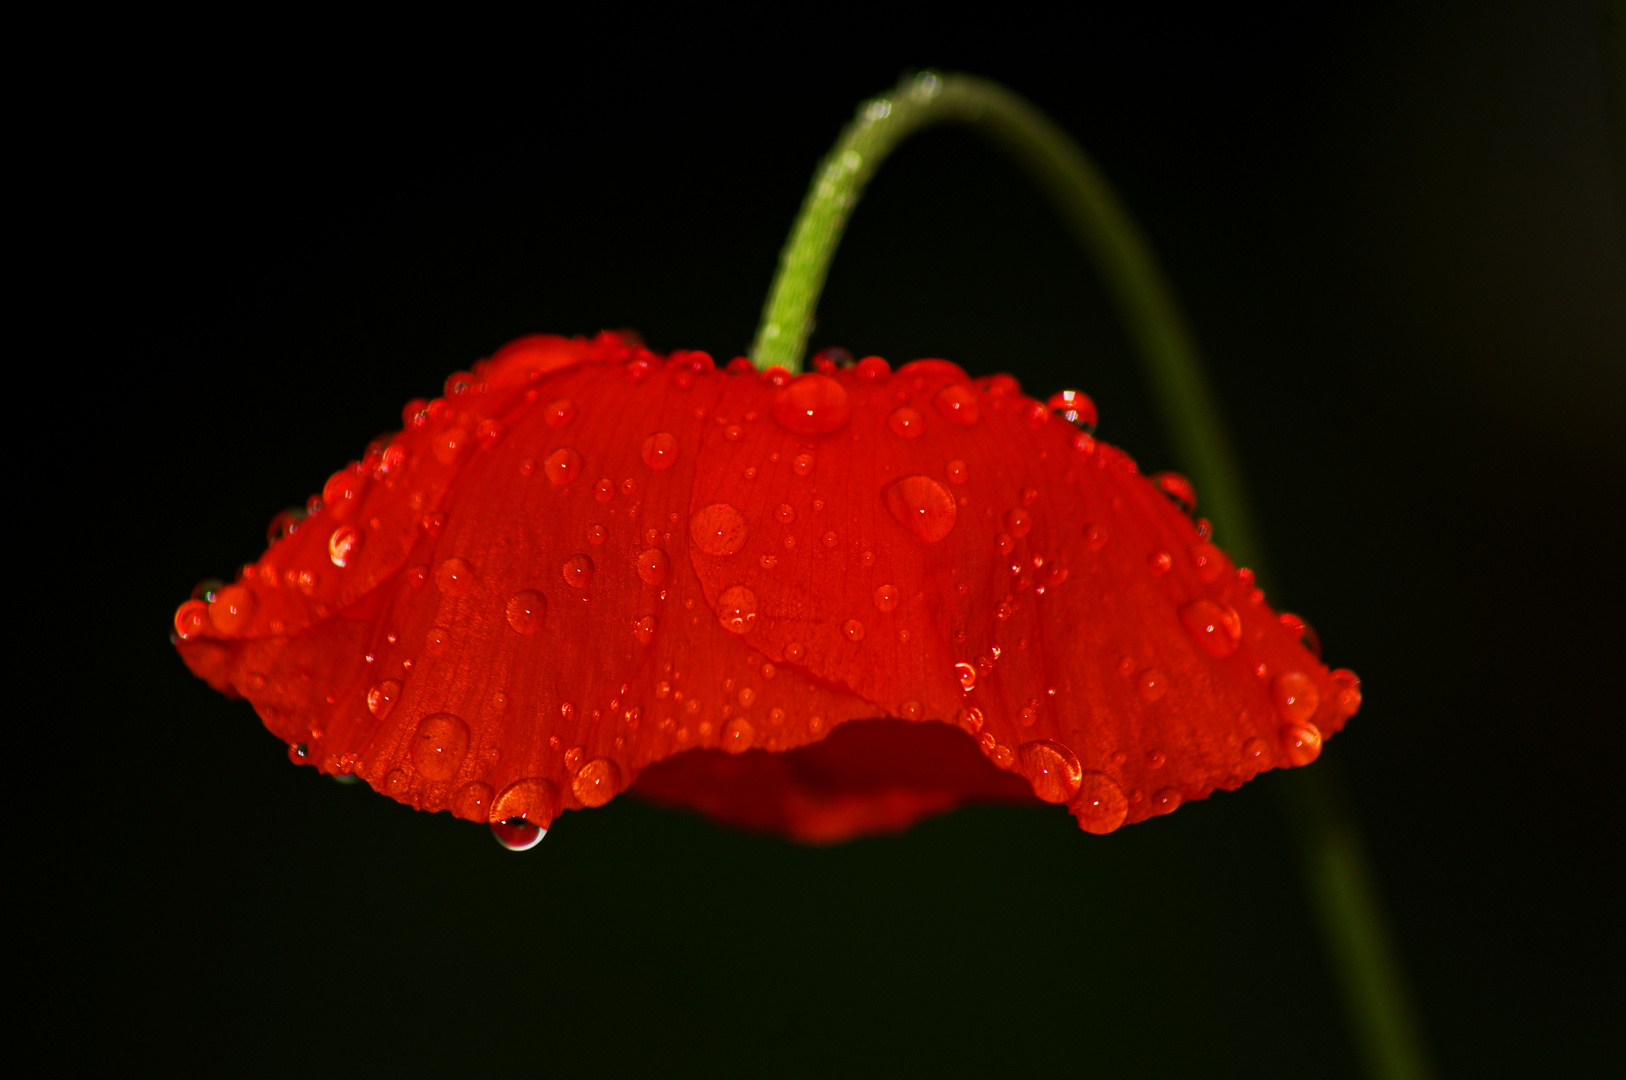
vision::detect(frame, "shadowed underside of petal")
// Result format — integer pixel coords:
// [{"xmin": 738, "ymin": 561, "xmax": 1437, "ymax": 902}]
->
[{"xmin": 176, "ymin": 335, "xmax": 1359, "ymax": 839}]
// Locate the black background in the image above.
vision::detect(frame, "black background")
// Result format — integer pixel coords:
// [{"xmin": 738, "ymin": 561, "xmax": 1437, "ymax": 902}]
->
[{"xmin": 72, "ymin": 2, "xmax": 1624, "ymax": 1076}]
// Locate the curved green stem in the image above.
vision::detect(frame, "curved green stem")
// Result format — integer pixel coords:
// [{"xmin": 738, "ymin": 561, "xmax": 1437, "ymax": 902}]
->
[{"xmin": 754, "ymin": 71, "xmax": 1433, "ymax": 1080}]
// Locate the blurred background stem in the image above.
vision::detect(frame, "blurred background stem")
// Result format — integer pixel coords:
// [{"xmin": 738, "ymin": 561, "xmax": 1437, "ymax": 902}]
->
[{"xmin": 754, "ymin": 71, "xmax": 1434, "ymax": 1080}]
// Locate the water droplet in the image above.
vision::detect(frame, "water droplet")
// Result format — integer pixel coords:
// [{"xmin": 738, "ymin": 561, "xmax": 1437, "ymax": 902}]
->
[
  {"xmin": 873, "ymin": 584, "xmax": 900, "ymax": 612},
  {"xmin": 760, "ymin": 554, "xmax": 778, "ymax": 569},
  {"xmin": 208, "ymin": 584, "xmax": 255, "ymax": 633},
  {"xmin": 432, "ymin": 427, "xmax": 468, "ymax": 465},
  {"xmin": 1045, "ymin": 390, "xmax": 1098, "ymax": 431},
  {"xmin": 492, "ymin": 776, "xmax": 561, "ymax": 830},
  {"xmin": 883, "ymin": 475, "xmax": 958, "ymax": 543},
  {"xmin": 572, "ymin": 758, "xmax": 623, "ymax": 806},
  {"xmin": 633, "ymin": 615, "xmax": 656, "ymax": 643},
  {"xmin": 383, "ymin": 767, "xmax": 409, "ymax": 794},
  {"xmin": 1017, "ymin": 705, "xmax": 1037, "ymax": 726},
  {"xmin": 1137, "ymin": 669, "xmax": 1167, "ymax": 701},
  {"xmin": 956, "ymin": 707, "xmax": 984, "ymax": 734},
  {"xmin": 773, "ymin": 374, "xmax": 851, "ymax": 434},
  {"xmin": 435, "ymin": 557, "xmax": 474, "ymax": 596},
  {"xmin": 775, "ymin": 503, "xmax": 796, "ymax": 523},
  {"xmin": 1329, "ymin": 669, "xmax": 1362, "ymax": 721},
  {"xmin": 1279, "ymin": 611, "xmax": 1323, "ymax": 658},
  {"xmin": 1023, "ymin": 401, "xmax": 1050, "ymax": 428},
  {"xmin": 636, "ymin": 548, "xmax": 669, "ymax": 585},
  {"xmin": 784, "ymin": 641, "xmax": 805, "ymax": 662},
  {"xmin": 1179, "ymin": 599, "xmax": 1242, "ymax": 657},
  {"xmin": 933, "ymin": 384, "xmax": 980, "ymax": 426},
  {"xmin": 367, "ymin": 679, "xmax": 402, "ymax": 718},
  {"xmin": 843, "ymin": 619, "xmax": 865, "ymax": 641},
  {"xmin": 451, "ymin": 781, "xmax": 494, "ymax": 820},
  {"xmin": 991, "ymin": 744, "xmax": 1015, "ymax": 767},
  {"xmin": 424, "ymin": 626, "xmax": 450, "ymax": 656},
  {"xmin": 856, "ymin": 355, "xmax": 891, "ymax": 382},
  {"xmin": 691, "ymin": 503, "xmax": 748, "ymax": 557},
  {"xmin": 945, "ymin": 459, "xmax": 968, "ymax": 484},
  {"xmin": 1084, "ymin": 524, "xmax": 1108, "ymax": 551},
  {"xmin": 717, "ymin": 585, "xmax": 758, "ymax": 635},
  {"xmin": 1150, "ymin": 787, "xmax": 1182, "ymax": 815},
  {"xmin": 724, "ymin": 424, "xmax": 743, "ymax": 442},
  {"xmin": 421, "ymin": 512, "xmax": 446, "ymax": 536},
  {"xmin": 410, "ymin": 712, "xmax": 470, "ymax": 781},
  {"xmin": 544, "ymin": 447, "xmax": 583, "ymax": 485},
  {"xmin": 1148, "ymin": 551, "xmax": 1172, "ymax": 576},
  {"xmin": 562, "ymin": 554, "xmax": 594, "ymax": 589},
  {"xmin": 544, "ymin": 399, "xmax": 576, "ymax": 427},
  {"xmin": 640, "ymin": 431, "xmax": 680, "ymax": 470},
  {"xmin": 1189, "ymin": 541, "xmax": 1230, "ymax": 584},
  {"xmin": 722, "ymin": 717, "xmax": 755, "ymax": 754},
  {"xmin": 792, "ymin": 453, "xmax": 814, "ymax": 476},
  {"xmin": 267, "ymin": 507, "xmax": 307, "ymax": 545},
  {"xmin": 1241, "ymin": 737, "xmax": 1271, "ymax": 767},
  {"xmin": 811, "ymin": 346, "xmax": 853, "ymax": 373},
  {"xmin": 1272, "ymin": 672, "xmax": 1320, "ymax": 724},
  {"xmin": 593, "ymin": 478, "xmax": 615, "ymax": 503},
  {"xmin": 737, "ymin": 686, "xmax": 756, "ymax": 707},
  {"xmin": 1153, "ymin": 472, "xmax": 1196, "ymax": 514},
  {"xmin": 953, "ymin": 662, "xmax": 977, "ymax": 690},
  {"xmin": 585, "ymin": 524, "xmax": 607, "ymax": 546},
  {"xmin": 887, "ymin": 406, "xmax": 925, "ymax": 438},
  {"xmin": 491, "ymin": 821, "xmax": 544, "ymax": 851},
  {"xmin": 1020, "ymin": 740, "xmax": 1083, "ymax": 803},
  {"xmin": 821, "ymin": 530, "xmax": 838, "ymax": 548},
  {"xmin": 1072, "ymin": 772, "xmax": 1128, "ymax": 833},
  {"xmin": 1004, "ymin": 507, "xmax": 1032, "ymax": 538},
  {"xmin": 1280, "ymin": 722, "xmax": 1323, "ymax": 766},
  {"xmin": 172, "ymin": 599, "xmax": 208, "ymax": 640}
]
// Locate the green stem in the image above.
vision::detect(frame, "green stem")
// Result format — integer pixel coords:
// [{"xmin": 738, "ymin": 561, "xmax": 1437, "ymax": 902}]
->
[{"xmin": 754, "ymin": 71, "xmax": 1433, "ymax": 1080}]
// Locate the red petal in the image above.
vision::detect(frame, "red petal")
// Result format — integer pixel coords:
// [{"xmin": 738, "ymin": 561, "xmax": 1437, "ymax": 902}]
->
[{"xmin": 176, "ymin": 336, "xmax": 1358, "ymax": 839}]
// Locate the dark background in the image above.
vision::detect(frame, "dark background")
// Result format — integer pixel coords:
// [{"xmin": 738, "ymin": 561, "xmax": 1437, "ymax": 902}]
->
[{"xmin": 75, "ymin": 2, "xmax": 1623, "ymax": 1075}]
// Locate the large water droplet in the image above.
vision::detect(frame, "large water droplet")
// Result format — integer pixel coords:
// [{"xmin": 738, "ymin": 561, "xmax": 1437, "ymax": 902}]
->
[
  {"xmin": 491, "ymin": 821, "xmax": 545, "ymax": 851},
  {"xmin": 933, "ymin": 384, "xmax": 980, "ymax": 426},
  {"xmin": 562, "ymin": 554, "xmax": 593, "ymax": 589},
  {"xmin": 544, "ymin": 447, "xmax": 583, "ymax": 485},
  {"xmin": 1021, "ymin": 740, "xmax": 1083, "ymax": 803},
  {"xmin": 410, "ymin": 712, "xmax": 470, "ymax": 781},
  {"xmin": 1179, "ymin": 599, "xmax": 1242, "ymax": 657},
  {"xmin": 1072, "ymin": 772, "xmax": 1129, "ymax": 833},
  {"xmin": 873, "ymin": 584, "xmax": 900, "ymax": 612},
  {"xmin": 506, "ymin": 590, "xmax": 546, "ymax": 633},
  {"xmin": 492, "ymin": 777, "xmax": 561, "ymax": 830},
  {"xmin": 773, "ymin": 374, "xmax": 851, "ymax": 434},
  {"xmin": 722, "ymin": 717, "xmax": 755, "ymax": 754},
  {"xmin": 1272, "ymin": 672, "xmax": 1320, "ymax": 724},
  {"xmin": 691, "ymin": 503, "xmax": 748, "ymax": 557},
  {"xmin": 572, "ymin": 758, "xmax": 623, "ymax": 807},
  {"xmin": 367, "ymin": 679, "xmax": 402, "ymax": 718},
  {"xmin": 883, "ymin": 475, "xmax": 958, "ymax": 543},
  {"xmin": 640, "ymin": 431, "xmax": 680, "ymax": 470},
  {"xmin": 436, "ymin": 557, "xmax": 474, "ymax": 596},
  {"xmin": 887, "ymin": 406, "xmax": 924, "ymax": 439},
  {"xmin": 208, "ymin": 584, "xmax": 255, "ymax": 633},
  {"xmin": 1280, "ymin": 722, "xmax": 1323, "ymax": 766},
  {"xmin": 636, "ymin": 548, "xmax": 669, "ymax": 585},
  {"xmin": 717, "ymin": 585, "xmax": 758, "ymax": 635}
]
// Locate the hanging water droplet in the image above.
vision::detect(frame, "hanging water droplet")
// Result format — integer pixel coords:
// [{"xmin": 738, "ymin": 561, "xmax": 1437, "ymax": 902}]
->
[
  {"xmin": 562, "ymin": 554, "xmax": 594, "ymax": 589},
  {"xmin": 1020, "ymin": 740, "xmax": 1083, "ymax": 803},
  {"xmin": 1045, "ymin": 390, "xmax": 1097, "ymax": 431},
  {"xmin": 1280, "ymin": 722, "xmax": 1323, "ymax": 766},
  {"xmin": 773, "ymin": 374, "xmax": 851, "ymax": 434},
  {"xmin": 883, "ymin": 475, "xmax": 958, "ymax": 542},
  {"xmin": 435, "ymin": 557, "xmax": 474, "ymax": 596},
  {"xmin": 492, "ymin": 776, "xmax": 561, "ymax": 833},
  {"xmin": 491, "ymin": 820, "xmax": 544, "ymax": 851},
  {"xmin": 691, "ymin": 503, "xmax": 748, "ymax": 556},
  {"xmin": 544, "ymin": 447, "xmax": 583, "ymax": 485},
  {"xmin": 1179, "ymin": 599, "xmax": 1242, "ymax": 657},
  {"xmin": 1152, "ymin": 472, "xmax": 1197, "ymax": 514},
  {"xmin": 887, "ymin": 406, "xmax": 924, "ymax": 439},
  {"xmin": 716, "ymin": 585, "xmax": 758, "ymax": 635},
  {"xmin": 1072, "ymin": 772, "xmax": 1129, "ymax": 833},
  {"xmin": 409, "ymin": 712, "xmax": 470, "ymax": 781}
]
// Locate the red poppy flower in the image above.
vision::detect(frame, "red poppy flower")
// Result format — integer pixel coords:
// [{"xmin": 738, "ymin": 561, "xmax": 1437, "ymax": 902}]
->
[{"xmin": 173, "ymin": 330, "xmax": 1359, "ymax": 845}]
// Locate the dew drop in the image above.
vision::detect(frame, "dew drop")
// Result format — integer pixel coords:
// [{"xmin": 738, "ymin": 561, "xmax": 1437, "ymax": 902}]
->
[
  {"xmin": 1004, "ymin": 507, "xmax": 1032, "ymax": 538},
  {"xmin": 933, "ymin": 383, "xmax": 980, "ymax": 426},
  {"xmin": 1280, "ymin": 722, "xmax": 1323, "ymax": 766},
  {"xmin": 572, "ymin": 758, "xmax": 623, "ymax": 807},
  {"xmin": 1072, "ymin": 772, "xmax": 1129, "ymax": 833},
  {"xmin": 562, "ymin": 554, "xmax": 593, "ymax": 589},
  {"xmin": 1020, "ymin": 740, "xmax": 1083, "ymax": 803},
  {"xmin": 1150, "ymin": 787, "xmax": 1183, "ymax": 816},
  {"xmin": 1272, "ymin": 672, "xmax": 1320, "ymax": 724},
  {"xmin": 383, "ymin": 767, "xmax": 409, "ymax": 795},
  {"xmin": 492, "ymin": 777, "xmax": 561, "ymax": 831},
  {"xmin": 760, "ymin": 554, "xmax": 777, "ymax": 570},
  {"xmin": 593, "ymin": 478, "xmax": 615, "ymax": 502},
  {"xmin": 784, "ymin": 641, "xmax": 805, "ymax": 662},
  {"xmin": 957, "ymin": 707, "xmax": 984, "ymax": 734},
  {"xmin": 435, "ymin": 557, "xmax": 474, "ymax": 596},
  {"xmin": 451, "ymin": 781, "xmax": 494, "ymax": 821},
  {"xmin": 776, "ymin": 503, "xmax": 796, "ymax": 523},
  {"xmin": 409, "ymin": 712, "xmax": 470, "ymax": 781},
  {"xmin": 856, "ymin": 355, "xmax": 891, "ymax": 382},
  {"xmin": 691, "ymin": 503, "xmax": 748, "ymax": 557},
  {"xmin": 821, "ymin": 530, "xmax": 838, "ymax": 547},
  {"xmin": 491, "ymin": 821, "xmax": 545, "ymax": 851},
  {"xmin": 366, "ymin": 679, "xmax": 402, "ymax": 718},
  {"xmin": 955, "ymin": 662, "xmax": 976, "ymax": 690},
  {"xmin": 432, "ymin": 426, "xmax": 467, "ymax": 465},
  {"xmin": 883, "ymin": 475, "xmax": 958, "ymax": 543},
  {"xmin": 636, "ymin": 548, "xmax": 669, "ymax": 585},
  {"xmin": 586, "ymin": 524, "xmax": 607, "ymax": 545},
  {"xmin": 722, "ymin": 717, "xmax": 755, "ymax": 754},
  {"xmin": 991, "ymin": 744, "xmax": 1015, "ymax": 767},
  {"xmin": 1023, "ymin": 401, "xmax": 1050, "ymax": 428},
  {"xmin": 773, "ymin": 373, "xmax": 851, "ymax": 434},
  {"xmin": 843, "ymin": 619, "xmax": 865, "ymax": 642},
  {"xmin": 945, "ymin": 459, "xmax": 968, "ymax": 484},
  {"xmin": 716, "ymin": 585, "xmax": 758, "ymax": 635},
  {"xmin": 1179, "ymin": 599, "xmax": 1242, "ymax": 657},
  {"xmin": 1045, "ymin": 390, "xmax": 1097, "ymax": 431},
  {"xmin": 633, "ymin": 615, "xmax": 656, "ymax": 643},
  {"xmin": 544, "ymin": 399, "xmax": 576, "ymax": 427},
  {"xmin": 887, "ymin": 406, "xmax": 925, "ymax": 439},
  {"xmin": 1137, "ymin": 669, "xmax": 1167, "ymax": 701},
  {"xmin": 1146, "ymin": 749, "xmax": 1167, "ymax": 769},
  {"xmin": 1153, "ymin": 472, "xmax": 1197, "ymax": 514},
  {"xmin": 995, "ymin": 533, "xmax": 1015, "ymax": 556},
  {"xmin": 873, "ymin": 584, "xmax": 900, "ymax": 612},
  {"xmin": 1241, "ymin": 736, "xmax": 1271, "ymax": 767},
  {"xmin": 173, "ymin": 599, "xmax": 208, "ymax": 640},
  {"xmin": 792, "ymin": 453, "xmax": 814, "ymax": 476},
  {"xmin": 425, "ymin": 626, "xmax": 450, "ymax": 656},
  {"xmin": 640, "ymin": 431, "xmax": 680, "ymax": 470},
  {"xmin": 1084, "ymin": 524, "xmax": 1108, "ymax": 551},
  {"xmin": 1148, "ymin": 551, "xmax": 1172, "ymax": 576},
  {"xmin": 208, "ymin": 584, "xmax": 255, "ymax": 633},
  {"xmin": 544, "ymin": 447, "xmax": 583, "ymax": 485},
  {"xmin": 328, "ymin": 525, "xmax": 363, "ymax": 567}
]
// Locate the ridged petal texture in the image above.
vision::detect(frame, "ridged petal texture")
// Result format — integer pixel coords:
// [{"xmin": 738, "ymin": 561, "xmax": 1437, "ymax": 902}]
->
[{"xmin": 175, "ymin": 332, "xmax": 1360, "ymax": 841}]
